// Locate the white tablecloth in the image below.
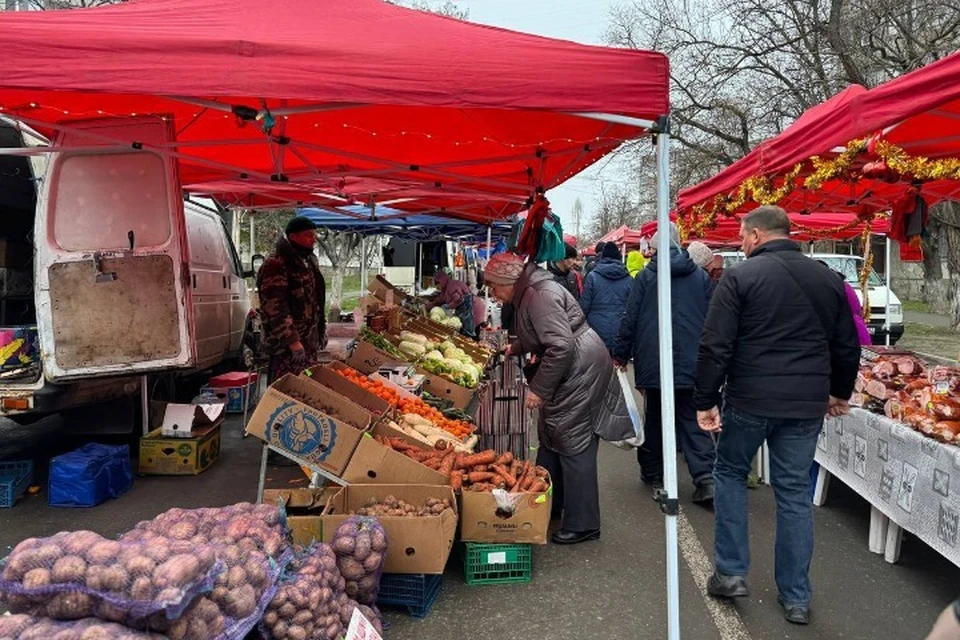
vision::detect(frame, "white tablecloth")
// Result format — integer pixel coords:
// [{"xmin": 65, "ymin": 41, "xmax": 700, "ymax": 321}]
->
[{"xmin": 817, "ymin": 408, "xmax": 960, "ymax": 567}]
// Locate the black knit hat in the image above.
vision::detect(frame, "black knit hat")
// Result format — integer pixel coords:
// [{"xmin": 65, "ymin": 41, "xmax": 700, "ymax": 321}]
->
[
  {"xmin": 285, "ymin": 216, "xmax": 318, "ymax": 235},
  {"xmin": 564, "ymin": 243, "xmax": 578, "ymax": 259},
  {"xmin": 601, "ymin": 242, "xmax": 622, "ymax": 261}
]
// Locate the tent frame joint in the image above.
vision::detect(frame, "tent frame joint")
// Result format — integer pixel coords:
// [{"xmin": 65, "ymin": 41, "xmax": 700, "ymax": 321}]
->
[
  {"xmin": 651, "ymin": 114, "xmax": 671, "ymax": 135},
  {"xmin": 657, "ymin": 494, "xmax": 679, "ymax": 516}
]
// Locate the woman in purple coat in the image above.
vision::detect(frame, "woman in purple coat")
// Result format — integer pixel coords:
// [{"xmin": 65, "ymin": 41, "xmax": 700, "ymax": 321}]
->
[{"xmin": 819, "ymin": 262, "xmax": 872, "ymax": 346}]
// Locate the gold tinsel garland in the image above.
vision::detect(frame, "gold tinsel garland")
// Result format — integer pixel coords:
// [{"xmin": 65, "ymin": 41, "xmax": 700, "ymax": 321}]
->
[
  {"xmin": 858, "ymin": 217, "xmax": 873, "ymax": 323},
  {"xmin": 680, "ymin": 137, "xmax": 960, "ymax": 242}
]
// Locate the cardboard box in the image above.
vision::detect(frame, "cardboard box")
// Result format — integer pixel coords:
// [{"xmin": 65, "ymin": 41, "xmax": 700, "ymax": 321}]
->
[
  {"xmin": 459, "ymin": 478, "xmax": 553, "ymax": 545},
  {"xmin": 404, "ymin": 316, "xmax": 492, "ymax": 364},
  {"xmin": 416, "ymin": 367, "xmax": 476, "ymax": 410},
  {"xmin": 305, "ymin": 364, "xmax": 393, "ymax": 418},
  {"xmin": 342, "ymin": 436, "xmax": 449, "ymax": 486},
  {"xmin": 158, "ymin": 402, "xmax": 226, "ymax": 438},
  {"xmin": 322, "ymin": 484, "xmax": 458, "ymax": 574},
  {"xmin": 346, "ymin": 340, "xmax": 408, "ymax": 375},
  {"xmin": 262, "ymin": 487, "xmax": 340, "ymax": 546},
  {"xmin": 246, "ymin": 375, "xmax": 369, "ymax": 476},
  {"xmin": 368, "ymin": 275, "xmax": 410, "ymax": 305},
  {"xmin": 139, "ymin": 422, "xmax": 222, "ymax": 475}
]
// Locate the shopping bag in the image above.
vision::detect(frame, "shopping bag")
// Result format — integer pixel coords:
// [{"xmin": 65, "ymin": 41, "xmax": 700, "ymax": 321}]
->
[{"xmin": 610, "ymin": 369, "xmax": 645, "ymax": 450}]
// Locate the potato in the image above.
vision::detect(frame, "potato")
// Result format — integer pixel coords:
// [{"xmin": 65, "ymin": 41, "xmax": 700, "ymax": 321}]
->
[
  {"xmin": 263, "ymin": 610, "xmax": 279, "ymax": 627},
  {"xmin": 143, "ymin": 544, "xmax": 170, "ymax": 564},
  {"xmin": 62, "ymin": 531, "xmax": 102, "ymax": 556},
  {"xmin": 96, "ymin": 601, "xmax": 128, "ymax": 623},
  {"xmin": 369, "ymin": 529, "xmax": 387, "ymax": 553},
  {"xmin": 166, "ymin": 616, "xmax": 189, "ymax": 640},
  {"xmin": 194, "ymin": 597, "xmax": 222, "ymax": 623},
  {"xmin": 337, "ymin": 557, "xmax": 364, "ymax": 581},
  {"xmin": 186, "ymin": 617, "xmax": 208, "ymax": 640},
  {"xmin": 287, "ymin": 625, "xmax": 308, "ymax": 640},
  {"xmin": 22, "ymin": 567, "xmax": 52, "ymax": 589},
  {"xmin": 211, "ymin": 586, "xmax": 229, "ymax": 603},
  {"xmin": 293, "ymin": 610, "xmax": 313, "ymax": 625},
  {"xmin": 193, "ymin": 547, "xmax": 216, "ymax": 573},
  {"xmin": 85, "ymin": 540, "xmax": 122, "ymax": 565},
  {"xmin": 357, "ymin": 574, "xmax": 378, "ymax": 595},
  {"xmin": 99, "ymin": 565, "xmax": 129, "ymax": 592},
  {"xmin": 225, "ymin": 565, "xmax": 247, "ymax": 589},
  {"xmin": 10, "ymin": 537, "xmax": 41, "ymax": 556},
  {"xmin": 45, "ymin": 591, "xmax": 95, "ymax": 619},
  {"xmin": 273, "ymin": 620, "xmax": 289, "ymax": 639},
  {"xmin": 326, "ymin": 622, "xmax": 341, "ymax": 639},
  {"xmin": 353, "ymin": 533, "xmax": 372, "ymax": 562},
  {"xmin": 331, "ymin": 535, "xmax": 355, "ymax": 555},
  {"xmin": 222, "ymin": 584, "xmax": 257, "ymax": 619},
  {"xmin": 269, "ymin": 590, "xmax": 288, "ymax": 609},
  {"xmin": 51, "ymin": 555, "xmax": 87, "ymax": 583},
  {"xmin": 156, "ymin": 587, "xmax": 185, "ymax": 605},
  {"xmin": 153, "ymin": 554, "xmax": 200, "ymax": 588},
  {"xmin": 279, "ymin": 602, "xmax": 297, "ymax": 618},
  {"xmin": 33, "ymin": 543, "xmax": 64, "ymax": 566},
  {"xmin": 344, "ymin": 581, "xmax": 359, "ymax": 597},
  {"xmin": 124, "ymin": 554, "xmax": 156, "ymax": 577},
  {"xmin": 129, "ymin": 576, "xmax": 154, "ymax": 601},
  {"xmin": 166, "ymin": 520, "xmax": 198, "ymax": 541}
]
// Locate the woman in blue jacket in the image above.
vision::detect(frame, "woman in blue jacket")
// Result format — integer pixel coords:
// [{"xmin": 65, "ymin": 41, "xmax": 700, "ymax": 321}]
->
[{"xmin": 580, "ymin": 242, "xmax": 632, "ymax": 351}]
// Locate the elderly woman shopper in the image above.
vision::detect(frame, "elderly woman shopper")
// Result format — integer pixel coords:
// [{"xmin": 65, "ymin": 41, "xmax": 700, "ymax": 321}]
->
[{"xmin": 485, "ymin": 252, "xmax": 633, "ymax": 545}]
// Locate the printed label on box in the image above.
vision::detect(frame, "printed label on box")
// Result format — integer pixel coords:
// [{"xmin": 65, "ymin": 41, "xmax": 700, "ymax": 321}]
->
[
  {"xmin": 267, "ymin": 401, "xmax": 339, "ymax": 461},
  {"xmin": 487, "ymin": 551, "xmax": 507, "ymax": 565}
]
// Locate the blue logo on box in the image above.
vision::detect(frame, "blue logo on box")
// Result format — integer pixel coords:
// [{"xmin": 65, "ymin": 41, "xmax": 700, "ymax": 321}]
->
[{"xmin": 267, "ymin": 401, "xmax": 338, "ymax": 461}]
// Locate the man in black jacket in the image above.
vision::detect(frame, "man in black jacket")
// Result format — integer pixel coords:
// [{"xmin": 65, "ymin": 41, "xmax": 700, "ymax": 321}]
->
[
  {"xmin": 614, "ymin": 223, "xmax": 716, "ymax": 504},
  {"xmin": 694, "ymin": 206, "xmax": 860, "ymax": 625}
]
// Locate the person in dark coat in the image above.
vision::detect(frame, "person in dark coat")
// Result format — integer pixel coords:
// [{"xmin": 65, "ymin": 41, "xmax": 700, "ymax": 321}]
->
[
  {"xmin": 580, "ymin": 242, "xmax": 632, "ymax": 351},
  {"xmin": 485, "ymin": 252, "xmax": 632, "ymax": 545},
  {"xmin": 547, "ymin": 243, "xmax": 582, "ymax": 300},
  {"xmin": 257, "ymin": 216, "xmax": 326, "ymax": 382},
  {"xmin": 614, "ymin": 223, "xmax": 717, "ymax": 504},
  {"xmin": 583, "ymin": 241, "xmax": 605, "ymax": 277},
  {"xmin": 694, "ymin": 206, "xmax": 861, "ymax": 625}
]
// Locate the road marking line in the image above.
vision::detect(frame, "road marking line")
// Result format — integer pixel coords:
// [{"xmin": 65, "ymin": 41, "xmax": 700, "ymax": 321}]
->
[{"xmin": 677, "ymin": 508, "xmax": 754, "ymax": 640}]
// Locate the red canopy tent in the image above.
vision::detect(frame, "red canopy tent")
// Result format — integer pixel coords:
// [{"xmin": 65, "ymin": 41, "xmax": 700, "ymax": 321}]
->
[
  {"xmin": 0, "ymin": 0, "xmax": 669, "ymax": 223},
  {"xmin": 675, "ymin": 50, "xmax": 960, "ymax": 223}
]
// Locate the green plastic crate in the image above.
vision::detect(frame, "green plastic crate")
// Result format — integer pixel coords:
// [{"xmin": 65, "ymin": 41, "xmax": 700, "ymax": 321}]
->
[{"xmin": 463, "ymin": 543, "xmax": 532, "ymax": 586}]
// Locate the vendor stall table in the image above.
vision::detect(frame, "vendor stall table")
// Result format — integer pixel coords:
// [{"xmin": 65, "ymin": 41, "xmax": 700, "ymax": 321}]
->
[{"xmin": 814, "ymin": 408, "xmax": 960, "ymax": 568}]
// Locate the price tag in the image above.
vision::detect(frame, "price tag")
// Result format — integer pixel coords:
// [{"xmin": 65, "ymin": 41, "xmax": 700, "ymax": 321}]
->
[
  {"xmin": 487, "ymin": 551, "xmax": 508, "ymax": 564},
  {"xmin": 344, "ymin": 608, "xmax": 383, "ymax": 640}
]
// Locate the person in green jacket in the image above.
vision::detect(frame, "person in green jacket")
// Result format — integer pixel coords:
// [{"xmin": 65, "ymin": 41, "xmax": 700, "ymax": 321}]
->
[{"xmin": 626, "ymin": 250, "xmax": 647, "ymax": 278}]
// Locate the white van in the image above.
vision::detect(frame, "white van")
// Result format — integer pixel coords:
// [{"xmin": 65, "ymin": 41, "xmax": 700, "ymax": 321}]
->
[
  {"xmin": 0, "ymin": 117, "xmax": 252, "ymax": 417},
  {"xmin": 719, "ymin": 251, "xmax": 904, "ymax": 345}
]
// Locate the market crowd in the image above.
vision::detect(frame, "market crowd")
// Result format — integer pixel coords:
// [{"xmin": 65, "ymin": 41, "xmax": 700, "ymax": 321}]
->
[{"xmin": 484, "ymin": 205, "xmax": 865, "ymax": 627}]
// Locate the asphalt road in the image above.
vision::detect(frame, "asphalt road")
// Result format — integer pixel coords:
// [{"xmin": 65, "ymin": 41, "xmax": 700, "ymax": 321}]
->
[{"xmin": 2, "ymin": 417, "xmax": 958, "ymax": 639}]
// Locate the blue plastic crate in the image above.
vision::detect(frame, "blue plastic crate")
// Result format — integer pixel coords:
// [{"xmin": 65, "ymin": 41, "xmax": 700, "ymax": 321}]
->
[
  {"xmin": 0, "ymin": 460, "xmax": 33, "ymax": 508},
  {"xmin": 376, "ymin": 573, "xmax": 443, "ymax": 618}
]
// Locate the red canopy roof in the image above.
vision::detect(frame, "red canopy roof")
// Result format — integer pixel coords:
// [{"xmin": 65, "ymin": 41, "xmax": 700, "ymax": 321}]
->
[
  {"xmin": 0, "ymin": 0, "xmax": 670, "ymax": 223},
  {"xmin": 676, "ymin": 51, "xmax": 960, "ymax": 219}
]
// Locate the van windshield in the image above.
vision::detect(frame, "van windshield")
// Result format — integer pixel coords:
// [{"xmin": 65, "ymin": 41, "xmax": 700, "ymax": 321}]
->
[{"xmin": 818, "ymin": 257, "xmax": 883, "ymax": 287}]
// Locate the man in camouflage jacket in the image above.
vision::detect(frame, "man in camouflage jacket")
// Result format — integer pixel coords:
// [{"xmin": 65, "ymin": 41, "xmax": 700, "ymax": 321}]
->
[{"xmin": 257, "ymin": 216, "xmax": 326, "ymax": 381}]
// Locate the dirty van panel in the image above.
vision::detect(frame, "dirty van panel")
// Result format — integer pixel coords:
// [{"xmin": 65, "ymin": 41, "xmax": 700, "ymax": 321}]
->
[
  {"xmin": 36, "ymin": 117, "xmax": 195, "ymax": 381},
  {"xmin": 49, "ymin": 256, "xmax": 180, "ymax": 368}
]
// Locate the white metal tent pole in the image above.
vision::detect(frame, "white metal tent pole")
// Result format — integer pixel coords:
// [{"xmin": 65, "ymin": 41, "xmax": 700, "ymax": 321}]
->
[
  {"xmin": 360, "ymin": 236, "xmax": 367, "ymax": 297},
  {"xmin": 885, "ymin": 237, "xmax": 892, "ymax": 347},
  {"xmin": 485, "ymin": 225, "xmax": 492, "ymax": 305},
  {"xmin": 653, "ymin": 117, "xmax": 681, "ymax": 640},
  {"xmin": 249, "ymin": 214, "xmax": 256, "ymax": 260}
]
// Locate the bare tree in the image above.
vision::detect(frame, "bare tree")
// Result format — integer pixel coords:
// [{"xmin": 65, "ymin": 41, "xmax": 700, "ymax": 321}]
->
[
  {"xmin": 571, "ymin": 197, "xmax": 584, "ymax": 243},
  {"xmin": 587, "ymin": 181, "xmax": 652, "ymax": 242},
  {"xmin": 606, "ymin": 0, "xmax": 960, "ymax": 325},
  {"xmin": 315, "ymin": 231, "xmax": 364, "ymax": 311},
  {"xmin": 386, "ymin": 0, "xmax": 468, "ymax": 19}
]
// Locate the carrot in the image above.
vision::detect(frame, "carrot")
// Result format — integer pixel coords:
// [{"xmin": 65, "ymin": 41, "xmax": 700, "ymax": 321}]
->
[
  {"xmin": 509, "ymin": 459, "xmax": 521, "ymax": 479},
  {"xmin": 425, "ymin": 458, "xmax": 442, "ymax": 470},
  {"xmin": 457, "ymin": 450, "xmax": 497, "ymax": 469},
  {"xmin": 496, "ymin": 452, "xmax": 514, "ymax": 466},
  {"xmin": 467, "ymin": 471, "xmax": 496, "ymax": 484},
  {"xmin": 529, "ymin": 480, "xmax": 548, "ymax": 493},
  {"xmin": 469, "ymin": 482, "xmax": 495, "ymax": 492},
  {"xmin": 408, "ymin": 449, "xmax": 441, "ymax": 462},
  {"xmin": 473, "ymin": 464, "xmax": 489, "ymax": 473},
  {"xmin": 450, "ymin": 470, "xmax": 463, "ymax": 492},
  {"xmin": 388, "ymin": 437, "xmax": 416, "ymax": 451},
  {"xmin": 439, "ymin": 450, "xmax": 457, "ymax": 475},
  {"xmin": 535, "ymin": 466, "xmax": 549, "ymax": 478},
  {"xmin": 521, "ymin": 472, "xmax": 536, "ymax": 491},
  {"xmin": 492, "ymin": 464, "xmax": 516, "ymax": 487}
]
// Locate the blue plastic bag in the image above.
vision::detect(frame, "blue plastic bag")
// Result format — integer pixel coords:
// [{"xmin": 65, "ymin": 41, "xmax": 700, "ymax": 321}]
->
[{"xmin": 48, "ymin": 443, "xmax": 133, "ymax": 507}]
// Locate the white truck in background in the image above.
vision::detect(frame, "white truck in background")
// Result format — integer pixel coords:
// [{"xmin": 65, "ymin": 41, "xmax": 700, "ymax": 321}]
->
[
  {"xmin": 0, "ymin": 116, "xmax": 253, "ymax": 423},
  {"xmin": 719, "ymin": 251, "xmax": 905, "ymax": 345}
]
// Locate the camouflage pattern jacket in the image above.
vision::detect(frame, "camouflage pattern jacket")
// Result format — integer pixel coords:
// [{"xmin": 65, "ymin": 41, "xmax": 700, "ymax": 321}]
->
[{"xmin": 257, "ymin": 237, "xmax": 326, "ymax": 356}]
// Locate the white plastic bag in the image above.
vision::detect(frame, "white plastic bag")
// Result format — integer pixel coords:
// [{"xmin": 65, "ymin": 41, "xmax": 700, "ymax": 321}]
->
[{"xmin": 611, "ymin": 368, "xmax": 645, "ymax": 450}]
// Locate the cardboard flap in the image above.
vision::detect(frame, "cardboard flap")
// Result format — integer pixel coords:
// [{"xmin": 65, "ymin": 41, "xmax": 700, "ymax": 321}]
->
[{"xmin": 160, "ymin": 402, "xmax": 225, "ymax": 433}]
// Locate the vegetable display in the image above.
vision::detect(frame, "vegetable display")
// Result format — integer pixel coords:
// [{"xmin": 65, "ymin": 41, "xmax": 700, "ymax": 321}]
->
[
  {"xmin": 0, "ymin": 531, "xmax": 221, "ymax": 625},
  {"xmin": 330, "ymin": 517, "xmax": 387, "ymax": 607},
  {"xmin": 352, "ymin": 495, "xmax": 454, "ymax": 518},
  {"xmin": 429, "ymin": 306, "xmax": 463, "ymax": 330},
  {"xmin": 259, "ymin": 543, "xmax": 381, "ymax": 640},
  {"xmin": 389, "ymin": 414, "xmax": 478, "ymax": 452},
  {"xmin": 358, "ymin": 326, "xmax": 404, "ymax": 360},
  {"xmin": 334, "ymin": 366, "xmax": 474, "ymax": 440},
  {"xmin": 374, "ymin": 439, "xmax": 551, "ymax": 493}
]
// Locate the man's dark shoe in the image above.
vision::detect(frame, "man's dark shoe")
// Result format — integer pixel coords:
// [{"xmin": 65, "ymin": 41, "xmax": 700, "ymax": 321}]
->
[
  {"xmin": 692, "ymin": 480, "xmax": 715, "ymax": 504},
  {"xmin": 707, "ymin": 572, "xmax": 749, "ymax": 598},
  {"xmin": 778, "ymin": 596, "xmax": 810, "ymax": 625},
  {"xmin": 550, "ymin": 529, "xmax": 600, "ymax": 545}
]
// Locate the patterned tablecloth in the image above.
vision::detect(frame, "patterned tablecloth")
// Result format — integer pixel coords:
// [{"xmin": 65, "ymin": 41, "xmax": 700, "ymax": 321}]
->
[{"xmin": 817, "ymin": 408, "xmax": 960, "ymax": 567}]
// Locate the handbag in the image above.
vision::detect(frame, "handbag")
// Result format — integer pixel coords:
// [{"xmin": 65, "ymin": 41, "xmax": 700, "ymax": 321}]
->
[
  {"xmin": 535, "ymin": 212, "xmax": 566, "ymax": 263},
  {"xmin": 609, "ymin": 368, "xmax": 646, "ymax": 450}
]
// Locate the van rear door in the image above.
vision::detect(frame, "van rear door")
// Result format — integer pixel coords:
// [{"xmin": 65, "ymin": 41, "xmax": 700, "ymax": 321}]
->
[{"xmin": 36, "ymin": 117, "xmax": 196, "ymax": 381}]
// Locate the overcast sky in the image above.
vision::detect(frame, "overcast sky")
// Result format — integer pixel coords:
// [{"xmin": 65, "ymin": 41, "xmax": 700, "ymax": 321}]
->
[{"xmin": 422, "ymin": 0, "xmax": 632, "ymax": 238}]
